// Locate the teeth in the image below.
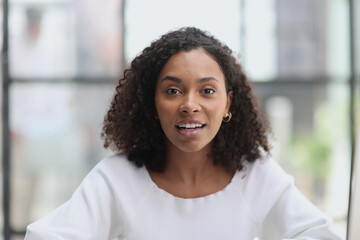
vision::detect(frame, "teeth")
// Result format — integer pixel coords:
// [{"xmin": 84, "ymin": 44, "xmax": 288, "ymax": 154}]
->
[{"xmin": 177, "ymin": 123, "xmax": 204, "ymax": 129}]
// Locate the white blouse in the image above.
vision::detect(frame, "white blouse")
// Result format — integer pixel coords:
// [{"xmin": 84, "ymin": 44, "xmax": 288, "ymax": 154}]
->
[{"xmin": 25, "ymin": 154, "xmax": 342, "ymax": 240}]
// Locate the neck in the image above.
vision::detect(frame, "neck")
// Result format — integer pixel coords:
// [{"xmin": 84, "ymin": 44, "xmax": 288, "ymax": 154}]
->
[{"xmin": 164, "ymin": 142, "xmax": 217, "ymax": 185}]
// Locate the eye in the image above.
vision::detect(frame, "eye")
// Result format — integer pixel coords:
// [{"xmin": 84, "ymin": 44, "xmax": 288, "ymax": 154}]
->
[
  {"xmin": 166, "ymin": 88, "xmax": 181, "ymax": 94},
  {"xmin": 202, "ymin": 88, "xmax": 215, "ymax": 95}
]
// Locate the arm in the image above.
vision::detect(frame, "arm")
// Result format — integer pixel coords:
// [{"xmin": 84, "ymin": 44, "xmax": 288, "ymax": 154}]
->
[{"xmin": 25, "ymin": 160, "xmax": 123, "ymax": 240}]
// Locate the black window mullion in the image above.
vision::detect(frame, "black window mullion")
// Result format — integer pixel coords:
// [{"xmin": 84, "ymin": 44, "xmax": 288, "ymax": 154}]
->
[
  {"xmin": 2, "ymin": 0, "xmax": 11, "ymax": 238},
  {"xmin": 347, "ymin": 0, "xmax": 359, "ymax": 238}
]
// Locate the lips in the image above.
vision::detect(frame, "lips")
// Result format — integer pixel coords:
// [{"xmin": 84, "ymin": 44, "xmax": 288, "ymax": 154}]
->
[
  {"xmin": 175, "ymin": 120, "xmax": 206, "ymax": 130},
  {"xmin": 175, "ymin": 121, "xmax": 206, "ymax": 137},
  {"xmin": 176, "ymin": 123, "xmax": 205, "ymax": 130}
]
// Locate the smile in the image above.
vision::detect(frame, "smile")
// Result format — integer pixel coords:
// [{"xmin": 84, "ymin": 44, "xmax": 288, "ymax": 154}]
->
[
  {"xmin": 175, "ymin": 121, "xmax": 206, "ymax": 137},
  {"xmin": 175, "ymin": 123, "xmax": 206, "ymax": 130}
]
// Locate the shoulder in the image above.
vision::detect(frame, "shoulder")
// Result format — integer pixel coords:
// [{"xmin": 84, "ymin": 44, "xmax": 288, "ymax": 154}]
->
[
  {"xmin": 240, "ymin": 154, "xmax": 292, "ymax": 188},
  {"xmin": 95, "ymin": 153, "xmax": 135, "ymax": 169},
  {"xmin": 237, "ymin": 154, "xmax": 294, "ymax": 220},
  {"xmin": 90, "ymin": 153, "xmax": 150, "ymax": 182},
  {"xmin": 83, "ymin": 154, "xmax": 153, "ymax": 201},
  {"xmin": 93, "ymin": 153, "xmax": 150, "ymax": 183}
]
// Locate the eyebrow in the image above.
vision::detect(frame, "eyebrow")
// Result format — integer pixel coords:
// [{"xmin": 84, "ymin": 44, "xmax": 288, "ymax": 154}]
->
[{"xmin": 160, "ymin": 75, "xmax": 219, "ymax": 83}]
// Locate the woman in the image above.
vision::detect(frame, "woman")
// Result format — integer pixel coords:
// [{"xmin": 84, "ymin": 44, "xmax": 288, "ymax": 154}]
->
[{"xmin": 25, "ymin": 27, "xmax": 342, "ymax": 240}]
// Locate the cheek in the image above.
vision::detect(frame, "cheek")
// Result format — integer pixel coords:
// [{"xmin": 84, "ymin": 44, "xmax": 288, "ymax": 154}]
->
[
  {"xmin": 155, "ymin": 100, "xmax": 176, "ymax": 124},
  {"xmin": 206, "ymin": 100, "xmax": 227, "ymax": 119}
]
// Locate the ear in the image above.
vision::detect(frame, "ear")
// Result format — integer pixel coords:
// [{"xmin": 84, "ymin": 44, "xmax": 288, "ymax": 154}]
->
[{"xmin": 224, "ymin": 90, "xmax": 233, "ymax": 116}]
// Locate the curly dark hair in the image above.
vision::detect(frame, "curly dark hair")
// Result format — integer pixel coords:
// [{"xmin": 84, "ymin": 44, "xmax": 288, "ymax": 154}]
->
[{"xmin": 101, "ymin": 27, "xmax": 270, "ymax": 172}]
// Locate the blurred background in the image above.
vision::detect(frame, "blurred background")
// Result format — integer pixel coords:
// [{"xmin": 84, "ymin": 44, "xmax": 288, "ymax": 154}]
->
[{"xmin": 0, "ymin": 0, "xmax": 359, "ymax": 239}]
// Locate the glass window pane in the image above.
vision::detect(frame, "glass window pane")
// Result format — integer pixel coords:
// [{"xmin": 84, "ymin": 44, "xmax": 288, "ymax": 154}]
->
[
  {"xmin": 242, "ymin": 0, "xmax": 277, "ymax": 80},
  {"xmin": 276, "ymin": 0, "xmax": 328, "ymax": 78},
  {"xmin": 125, "ymin": 0, "xmax": 240, "ymax": 63},
  {"xmin": 9, "ymin": 0, "xmax": 123, "ymax": 79},
  {"xmin": 255, "ymin": 81, "xmax": 349, "ymax": 238},
  {"xmin": 327, "ymin": 0, "xmax": 350, "ymax": 78},
  {"xmin": 242, "ymin": 0, "xmax": 350, "ymax": 81},
  {"xmin": 9, "ymin": 1, "xmax": 77, "ymax": 78},
  {"xmin": 74, "ymin": 0, "xmax": 123, "ymax": 77},
  {"xmin": 10, "ymin": 83, "xmax": 114, "ymax": 229}
]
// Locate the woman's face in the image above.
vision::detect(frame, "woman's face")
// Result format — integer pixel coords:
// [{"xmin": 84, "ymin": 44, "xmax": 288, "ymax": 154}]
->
[{"xmin": 155, "ymin": 48, "xmax": 232, "ymax": 153}]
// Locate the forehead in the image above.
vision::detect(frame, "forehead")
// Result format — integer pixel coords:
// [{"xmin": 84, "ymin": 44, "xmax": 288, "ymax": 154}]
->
[{"xmin": 158, "ymin": 48, "xmax": 224, "ymax": 81}]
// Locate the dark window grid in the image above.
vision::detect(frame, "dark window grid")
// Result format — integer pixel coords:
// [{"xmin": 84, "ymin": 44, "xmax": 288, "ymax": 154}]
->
[
  {"xmin": 2, "ymin": 1, "xmax": 358, "ymax": 240},
  {"xmin": 3, "ymin": 77, "xmax": 356, "ymax": 238},
  {"xmin": 1, "ymin": 0, "xmax": 126, "ymax": 238}
]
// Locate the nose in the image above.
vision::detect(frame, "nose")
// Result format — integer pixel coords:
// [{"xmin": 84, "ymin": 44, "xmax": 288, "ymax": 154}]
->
[{"xmin": 179, "ymin": 93, "xmax": 200, "ymax": 114}]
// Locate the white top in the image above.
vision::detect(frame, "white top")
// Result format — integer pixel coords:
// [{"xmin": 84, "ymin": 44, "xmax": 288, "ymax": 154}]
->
[{"xmin": 25, "ymin": 154, "xmax": 342, "ymax": 240}]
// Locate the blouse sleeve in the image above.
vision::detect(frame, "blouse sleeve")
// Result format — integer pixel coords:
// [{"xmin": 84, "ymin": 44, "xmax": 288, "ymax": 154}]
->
[
  {"xmin": 257, "ymin": 172, "xmax": 343, "ymax": 239},
  {"xmin": 24, "ymin": 159, "xmax": 124, "ymax": 240}
]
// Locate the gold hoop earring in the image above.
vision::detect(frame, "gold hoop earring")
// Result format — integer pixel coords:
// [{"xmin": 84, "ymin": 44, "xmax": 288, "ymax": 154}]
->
[{"xmin": 223, "ymin": 112, "xmax": 232, "ymax": 122}]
